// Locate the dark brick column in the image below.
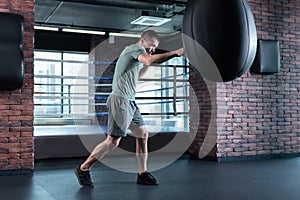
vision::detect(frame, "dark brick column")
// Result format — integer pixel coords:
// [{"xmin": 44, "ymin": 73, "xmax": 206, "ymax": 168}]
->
[{"xmin": 0, "ymin": 0, "xmax": 34, "ymax": 174}]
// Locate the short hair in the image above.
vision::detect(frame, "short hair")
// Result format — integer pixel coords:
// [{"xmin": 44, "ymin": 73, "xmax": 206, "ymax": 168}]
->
[{"xmin": 141, "ymin": 30, "xmax": 160, "ymax": 43}]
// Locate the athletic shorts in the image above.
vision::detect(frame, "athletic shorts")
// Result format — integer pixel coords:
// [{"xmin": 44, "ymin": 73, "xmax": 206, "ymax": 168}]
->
[{"xmin": 106, "ymin": 94, "xmax": 145, "ymax": 137}]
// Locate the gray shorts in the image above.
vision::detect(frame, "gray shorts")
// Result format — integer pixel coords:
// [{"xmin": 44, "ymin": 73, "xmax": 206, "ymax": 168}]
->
[{"xmin": 106, "ymin": 94, "xmax": 145, "ymax": 137}]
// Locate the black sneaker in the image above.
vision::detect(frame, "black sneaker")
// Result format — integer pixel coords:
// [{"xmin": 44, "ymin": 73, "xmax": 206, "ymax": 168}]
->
[
  {"xmin": 74, "ymin": 166, "xmax": 94, "ymax": 187},
  {"xmin": 137, "ymin": 172, "xmax": 159, "ymax": 185}
]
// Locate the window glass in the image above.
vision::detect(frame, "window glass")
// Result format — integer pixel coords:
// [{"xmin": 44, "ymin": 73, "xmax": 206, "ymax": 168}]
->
[
  {"xmin": 34, "ymin": 52, "xmax": 189, "ymax": 135},
  {"xmin": 34, "ymin": 51, "xmax": 89, "ymax": 120},
  {"xmin": 135, "ymin": 57, "xmax": 189, "ymax": 131}
]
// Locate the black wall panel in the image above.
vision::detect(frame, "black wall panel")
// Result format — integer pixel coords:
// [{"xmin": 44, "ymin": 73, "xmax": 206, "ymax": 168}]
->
[
  {"xmin": 0, "ymin": 12, "xmax": 24, "ymax": 90},
  {"xmin": 35, "ymin": 30, "xmax": 99, "ymax": 52},
  {"xmin": 251, "ymin": 40, "xmax": 280, "ymax": 74}
]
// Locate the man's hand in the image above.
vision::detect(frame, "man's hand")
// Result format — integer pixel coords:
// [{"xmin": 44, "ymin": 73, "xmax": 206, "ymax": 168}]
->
[
  {"xmin": 138, "ymin": 48, "xmax": 185, "ymax": 65},
  {"xmin": 174, "ymin": 48, "xmax": 184, "ymax": 57}
]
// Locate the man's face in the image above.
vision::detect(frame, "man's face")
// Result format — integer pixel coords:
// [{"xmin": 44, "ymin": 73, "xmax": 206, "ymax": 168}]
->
[{"xmin": 142, "ymin": 38, "xmax": 159, "ymax": 54}]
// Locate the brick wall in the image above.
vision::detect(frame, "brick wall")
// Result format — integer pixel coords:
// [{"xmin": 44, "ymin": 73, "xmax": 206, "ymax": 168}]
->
[
  {"xmin": 0, "ymin": 0, "xmax": 297, "ymax": 170},
  {"xmin": 190, "ymin": 0, "xmax": 300, "ymax": 160},
  {"xmin": 189, "ymin": 69, "xmax": 218, "ymax": 159},
  {"xmin": 0, "ymin": 0, "xmax": 34, "ymax": 172}
]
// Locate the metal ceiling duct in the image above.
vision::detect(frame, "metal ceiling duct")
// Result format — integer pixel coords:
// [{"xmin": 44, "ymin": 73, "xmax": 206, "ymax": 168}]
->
[{"xmin": 45, "ymin": 0, "xmax": 176, "ymax": 13}]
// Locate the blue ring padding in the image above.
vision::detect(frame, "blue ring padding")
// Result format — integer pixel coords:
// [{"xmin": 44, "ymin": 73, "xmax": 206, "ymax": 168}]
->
[
  {"xmin": 93, "ymin": 76, "xmax": 113, "ymax": 80},
  {"xmin": 93, "ymin": 61, "xmax": 116, "ymax": 65},
  {"xmin": 95, "ymin": 96, "xmax": 108, "ymax": 100},
  {"xmin": 95, "ymin": 113, "xmax": 108, "ymax": 117}
]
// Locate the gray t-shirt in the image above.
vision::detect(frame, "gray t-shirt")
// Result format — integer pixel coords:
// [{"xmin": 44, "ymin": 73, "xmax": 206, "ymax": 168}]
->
[{"xmin": 111, "ymin": 44, "xmax": 147, "ymax": 101}]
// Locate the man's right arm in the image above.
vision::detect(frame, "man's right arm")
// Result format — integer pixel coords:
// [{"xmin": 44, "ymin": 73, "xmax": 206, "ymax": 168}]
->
[{"xmin": 138, "ymin": 48, "xmax": 184, "ymax": 66}]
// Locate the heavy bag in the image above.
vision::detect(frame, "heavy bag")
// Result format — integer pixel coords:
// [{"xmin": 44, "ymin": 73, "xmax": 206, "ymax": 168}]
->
[
  {"xmin": 182, "ymin": 0, "xmax": 257, "ymax": 82},
  {"xmin": 0, "ymin": 12, "xmax": 24, "ymax": 90}
]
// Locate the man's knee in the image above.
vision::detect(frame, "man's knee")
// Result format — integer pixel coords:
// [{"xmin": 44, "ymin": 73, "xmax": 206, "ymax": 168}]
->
[
  {"xmin": 141, "ymin": 131, "xmax": 148, "ymax": 139},
  {"xmin": 136, "ymin": 128, "xmax": 148, "ymax": 139},
  {"xmin": 106, "ymin": 135, "xmax": 121, "ymax": 147},
  {"xmin": 134, "ymin": 131, "xmax": 148, "ymax": 139}
]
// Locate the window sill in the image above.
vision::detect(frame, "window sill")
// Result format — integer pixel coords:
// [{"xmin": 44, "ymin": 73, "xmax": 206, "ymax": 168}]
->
[{"xmin": 34, "ymin": 125, "xmax": 189, "ymax": 137}]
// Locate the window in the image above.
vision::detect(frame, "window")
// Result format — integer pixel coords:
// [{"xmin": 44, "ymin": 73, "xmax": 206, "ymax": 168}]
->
[
  {"xmin": 34, "ymin": 50, "xmax": 189, "ymax": 136},
  {"xmin": 34, "ymin": 51, "xmax": 89, "ymax": 122},
  {"xmin": 135, "ymin": 57, "xmax": 189, "ymax": 132}
]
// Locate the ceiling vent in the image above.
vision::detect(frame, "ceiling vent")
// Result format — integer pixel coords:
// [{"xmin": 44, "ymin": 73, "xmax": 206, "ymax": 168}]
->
[{"xmin": 131, "ymin": 16, "xmax": 171, "ymax": 26}]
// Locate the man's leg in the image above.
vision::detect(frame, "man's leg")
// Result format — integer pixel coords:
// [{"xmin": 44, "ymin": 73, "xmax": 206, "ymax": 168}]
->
[
  {"xmin": 130, "ymin": 124, "xmax": 158, "ymax": 185},
  {"xmin": 81, "ymin": 135, "xmax": 121, "ymax": 170},
  {"xmin": 75, "ymin": 135, "xmax": 121, "ymax": 187},
  {"xmin": 130, "ymin": 125, "xmax": 148, "ymax": 174}
]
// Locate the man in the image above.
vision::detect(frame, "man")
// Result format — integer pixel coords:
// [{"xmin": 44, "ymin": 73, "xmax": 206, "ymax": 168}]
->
[{"xmin": 75, "ymin": 30, "xmax": 184, "ymax": 187}]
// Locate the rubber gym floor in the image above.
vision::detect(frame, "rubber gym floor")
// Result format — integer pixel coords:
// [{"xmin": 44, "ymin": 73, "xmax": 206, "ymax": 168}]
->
[{"xmin": 0, "ymin": 155, "xmax": 300, "ymax": 200}]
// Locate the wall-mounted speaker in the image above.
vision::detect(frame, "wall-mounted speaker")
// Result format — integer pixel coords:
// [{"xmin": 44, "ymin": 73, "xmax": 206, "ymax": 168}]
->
[
  {"xmin": 0, "ymin": 12, "xmax": 24, "ymax": 90},
  {"xmin": 251, "ymin": 40, "xmax": 280, "ymax": 74}
]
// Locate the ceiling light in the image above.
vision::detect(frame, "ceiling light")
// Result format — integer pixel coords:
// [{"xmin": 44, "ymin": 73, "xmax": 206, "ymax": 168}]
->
[
  {"xmin": 62, "ymin": 28, "xmax": 106, "ymax": 35},
  {"xmin": 34, "ymin": 26, "xmax": 59, "ymax": 31},
  {"xmin": 109, "ymin": 32, "xmax": 141, "ymax": 38},
  {"xmin": 131, "ymin": 16, "xmax": 171, "ymax": 26}
]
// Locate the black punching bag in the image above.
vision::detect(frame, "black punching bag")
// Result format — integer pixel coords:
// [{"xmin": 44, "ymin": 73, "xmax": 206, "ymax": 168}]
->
[
  {"xmin": 0, "ymin": 12, "xmax": 24, "ymax": 90},
  {"xmin": 182, "ymin": 0, "xmax": 257, "ymax": 82}
]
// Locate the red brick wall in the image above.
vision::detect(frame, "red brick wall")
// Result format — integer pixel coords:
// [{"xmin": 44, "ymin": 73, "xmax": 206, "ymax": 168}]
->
[
  {"xmin": 189, "ymin": 69, "xmax": 218, "ymax": 159},
  {"xmin": 190, "ymin": 0, "xmax": 300, "ymax": 160},
  {"xmin": 0, "ymin": 0, "xmax": 34, "ymax": 171}
]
